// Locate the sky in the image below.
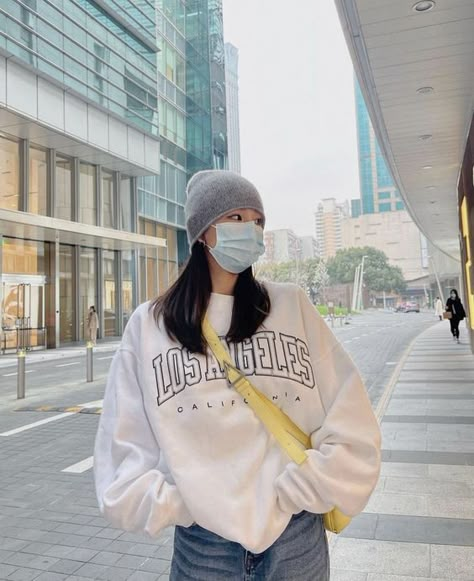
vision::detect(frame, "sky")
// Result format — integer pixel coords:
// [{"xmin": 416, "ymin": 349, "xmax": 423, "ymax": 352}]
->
[{"xmin": 222, "ymin": 0, "xmax": 359, "ymax": 237}]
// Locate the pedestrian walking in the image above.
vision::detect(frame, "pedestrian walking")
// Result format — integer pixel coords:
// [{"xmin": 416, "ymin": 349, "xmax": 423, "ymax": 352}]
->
[
  {"xmin": 87, "ymin": 305, "xmax": 98, "ymax": 345},
  {"xmin": 445, "ymin": 289, "xmax": 466, "ymax": 343},
  {"xmin": 434, "ymin": 296, "xmax": 444, "ymax": 321},
  {"xmin": 93, "ymin": 170, "xmax": 381, "ymax": 581}
]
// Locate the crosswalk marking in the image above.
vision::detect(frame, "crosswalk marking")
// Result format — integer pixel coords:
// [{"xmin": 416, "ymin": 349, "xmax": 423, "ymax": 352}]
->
[
  {"xmin": 56, "ymin": 362, "xmax": 80, "ymax": 367},
  {"xmin": 62, "ymin": 456, "xmax": 94, "ymax": 473},
  {"xmin": 0, "ymin": 412, "xmax": 76, "ymax": 437}
]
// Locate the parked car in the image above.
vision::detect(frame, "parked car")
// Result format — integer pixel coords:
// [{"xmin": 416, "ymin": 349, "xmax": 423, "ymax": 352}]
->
[{"xmin": 404, "ymin": 301, "xmax": 420, "ymax": 313}]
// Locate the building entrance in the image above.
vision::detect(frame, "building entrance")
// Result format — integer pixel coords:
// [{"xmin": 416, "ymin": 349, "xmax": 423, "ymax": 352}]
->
[{"xmin": 1, "ymin": 276, "xmax": 46, "ymax": 353}]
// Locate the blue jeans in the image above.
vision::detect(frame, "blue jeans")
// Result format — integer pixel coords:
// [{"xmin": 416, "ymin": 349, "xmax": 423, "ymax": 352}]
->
[{"xmin": 170, "ymin": 511, "xmax": 329, "ymax": 580}]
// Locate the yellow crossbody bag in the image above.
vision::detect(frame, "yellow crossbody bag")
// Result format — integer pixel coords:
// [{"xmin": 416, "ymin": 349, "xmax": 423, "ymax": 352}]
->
[{"xmin": 202, "ymin": 316, "xmax": 351, "ymax": 534}]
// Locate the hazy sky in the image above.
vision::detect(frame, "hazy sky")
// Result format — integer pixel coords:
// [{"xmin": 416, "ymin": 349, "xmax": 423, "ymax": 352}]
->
[{"xmin": 222, "ymin": 0, "xmax": 359, "ymax": 237}]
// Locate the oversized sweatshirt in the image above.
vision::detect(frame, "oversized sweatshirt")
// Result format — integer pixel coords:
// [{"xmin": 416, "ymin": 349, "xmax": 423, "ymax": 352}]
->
[{"xmin": 93, "ymin": 282, "xmax": 381, "ymax": 553}]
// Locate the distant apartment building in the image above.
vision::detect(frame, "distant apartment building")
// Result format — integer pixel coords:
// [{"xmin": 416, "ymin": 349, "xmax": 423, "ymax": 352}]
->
[
  {"xmin": 224, "ymin": 43, "xmax": 241, "ymax": 174},
  {"xmin": 262, "ymin": 229, "xmax": 301, "ymax": 263},
  {"xmin": 314, "ymin": 198, "xmax": 349, "ymax": 259},
  {"xmin": 342, "ymin": 211, "xmax": 429, "ymax": 281},
  {"xmin": 299, "ymin": 236, "xmax": 319, "ymax": 260},
  {"xmin": 261, "ymin": 230, "xmax": 318, "ymax": 263}
]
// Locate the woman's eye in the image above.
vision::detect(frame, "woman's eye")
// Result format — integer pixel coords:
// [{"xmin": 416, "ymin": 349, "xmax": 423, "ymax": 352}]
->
[
  {"xmin": 228, "ymin": 214, "xmax": 242, "ymax": 221},
  {"xmin": 255, "ymin": 218, "xmax": 264, "ymax": 226}
]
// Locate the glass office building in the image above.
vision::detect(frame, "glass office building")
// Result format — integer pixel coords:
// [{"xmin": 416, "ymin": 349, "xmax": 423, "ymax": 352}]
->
[
  {"xmin": 0, "ymin": 0, "xmax": 228, "ymax": 352},
  {"xmin": 137, "ymin": 0, "xmax": 228, "ymax": 273},
  {"xmin": 0, "ymin": 0, "xmax": 163, "ymax": 352},
  {"xmin": 355, "ymin": 78, "xmax": 404, "ymax": 214}
]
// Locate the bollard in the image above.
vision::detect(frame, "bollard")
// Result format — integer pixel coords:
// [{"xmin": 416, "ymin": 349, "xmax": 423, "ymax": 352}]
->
[
  {"xmin": 17, "ymin": 349, "xmax": 26, "ymax": 399},
  {"xmin": 86, "ymin": 341, "xmax": 94, "ymax": 383}
]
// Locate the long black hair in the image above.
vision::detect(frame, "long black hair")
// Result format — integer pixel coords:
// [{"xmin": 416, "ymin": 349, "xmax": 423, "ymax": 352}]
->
[
  {"xmin": 151, "ymin": 243, "xmax": 271, "ymax": 354},
  {"xmin": 450, "ymin": 289, "xmax": 459, "ymax": 299}
]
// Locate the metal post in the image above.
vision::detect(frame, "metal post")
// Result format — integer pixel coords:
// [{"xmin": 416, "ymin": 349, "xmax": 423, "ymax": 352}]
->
[
  {"xmin": 17, "ymin": 349, "xmax": 26, "ymax": 399},
  {"xmin": 352, "ymin": 265, "xmax": 360, "ymax": 312},
  {"xmin": 358, "ymin": 255, "xmax": 368, "ymax": 311},
  {"xmin": 86, "ymin": 341, "xmax": 94, "ymax": 382}
]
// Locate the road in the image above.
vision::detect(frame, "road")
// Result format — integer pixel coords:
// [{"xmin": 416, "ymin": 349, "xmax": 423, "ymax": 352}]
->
[{"xmin": 0, "ymin": 310, "xmax": 438, "ymax": 581}]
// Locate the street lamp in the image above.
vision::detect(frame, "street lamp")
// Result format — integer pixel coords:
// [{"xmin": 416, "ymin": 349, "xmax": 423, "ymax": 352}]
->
[
  {"xmin": 428, "ymin": 254, "xmax": 444, "ymax": 304},
  {"xmin": 357, "ymin": 255, "xmax": 369, "ymax": 311}
]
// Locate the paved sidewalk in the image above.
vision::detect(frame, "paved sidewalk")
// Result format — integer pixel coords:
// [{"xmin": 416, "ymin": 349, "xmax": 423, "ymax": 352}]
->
[
  {"xmin": 0, "ymin": 319, "xmax": 472, "ymax": 580},
  {"xmin": 0, "ymin": 340, "xmax": 121, "ymax": 369},
  {"xmin": 330, "ymin": 320, "xmax": 474, "ymax": 580}
]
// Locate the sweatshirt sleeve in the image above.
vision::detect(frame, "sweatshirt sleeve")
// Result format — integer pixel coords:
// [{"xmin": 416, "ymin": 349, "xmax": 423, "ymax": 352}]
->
[
  {"xmin": 93, "ymin": 345, "xmax": 194, "ymax": 536},
  {"xmin": 275, "ymin": 288, "xmax": 381, "ymax": 517}
]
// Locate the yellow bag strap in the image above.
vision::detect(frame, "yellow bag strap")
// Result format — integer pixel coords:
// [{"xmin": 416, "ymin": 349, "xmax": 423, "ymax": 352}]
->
[{"xmin": 202, "ymin": 316, "xmax": 311, "ymax": 465}]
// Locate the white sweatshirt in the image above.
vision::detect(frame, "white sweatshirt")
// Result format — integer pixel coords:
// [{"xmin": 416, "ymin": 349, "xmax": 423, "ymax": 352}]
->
[{"xmin": 93, "ymin": 282, "xmax": 381, "ymax": 553}]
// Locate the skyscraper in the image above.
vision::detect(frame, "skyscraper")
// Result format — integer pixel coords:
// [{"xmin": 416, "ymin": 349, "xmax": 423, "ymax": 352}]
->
[
  {"xmin": 225, "ymin": 43, "xmax": 242, "ymax": 174},
  {"xmin": 315, "ymin": 199, "xmax": 349, "ymax": 259},
  {"xmin": 0, "ymin": 0, "xmax": 228, "ymax": 351},
  {"xmin": 0, "ymin": 0, "xmax": 160, "ymax": 349},
  {"xmin": 355, "ymin": 79, "xmax": 404, "ymax": 214}
]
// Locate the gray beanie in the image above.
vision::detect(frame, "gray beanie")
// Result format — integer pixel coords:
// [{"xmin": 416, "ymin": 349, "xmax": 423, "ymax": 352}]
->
[{"xmin": 185, "ymin": 170, "xmax": 265, "ymax": 247}]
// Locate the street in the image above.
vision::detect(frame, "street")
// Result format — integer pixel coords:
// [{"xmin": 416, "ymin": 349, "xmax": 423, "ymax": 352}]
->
[{"xmin": 0, "ymin": 310, "xmax": 438, "ymax": 581}]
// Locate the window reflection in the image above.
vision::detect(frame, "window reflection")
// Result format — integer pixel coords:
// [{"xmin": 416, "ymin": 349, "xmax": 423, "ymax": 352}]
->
[
  {"xmin": 79, "ymin": 163, "xmax": 97, "ymax": 225},
  {"xmin": 29, "ymin": 146, "xmax": 48, "ymax": 215},
  {"xmin": 0, "ymin": 136, "xmax": 20, "ymax": 211},
  {"xmin": 56, "ymin": 156, "xmax": 73, "ymax": 221}
]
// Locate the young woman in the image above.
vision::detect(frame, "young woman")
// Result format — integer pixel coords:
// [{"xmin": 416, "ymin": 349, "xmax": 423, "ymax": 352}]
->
[
  {"xmin": 94, "ymin": 170, "xmax": 381, "ymax": 581},
  {"xmin": 86, "ymin": 305, "xmax": 98, "ymax": 345},
  {"xmin": 445, "ymin": 289, "xmax": 466, "ymax": 343}
]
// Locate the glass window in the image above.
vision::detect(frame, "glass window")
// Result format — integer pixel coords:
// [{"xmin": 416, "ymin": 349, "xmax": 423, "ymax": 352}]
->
[
  {"xmin": 139, "ymin": 247, "xmax": 147, "ymax": 304},
  {"xmin": 101, "ymin": 169, "xmax": 115, "ymax": 228},
  {"xmin": 56, "ymin": 156, "xmax": 73, "ymax": 221},
  {"xmin": 103, "ymin": 250, "xmax": 117, "ymax": 336},
  {"xmin": 2, "ymin": 238, "xmax": 45, "ymax": 275},
  {"xmin": 146, "ymin": 248, "xmax": 158, "ymax": 300},
  {"xmin": 158, "ymin": 259, "xmax": 168, "ymax": 294},
  {"xmin": 167, "ymin": 228, "xmax": 177, "ymax": 262},
  {"xmin": 0, "ymin": 135, "xmax": 20, "ymax": 210},
  {"xmin": 79, "ymin": 163, "xmax": 97, "ymax": 225},
  {"xmin": 29, "ymin": 146, "xmax": 48, "ymax": 215},
  {"xmin": 122, "ymin": 250, "xmax": 134, "ymax": 328},
  {"xmin": 59, "ymin": 244, "xmax": 75, "ymax": 342},
  {"xmin": 79, "ymin": 247, "xmax": 97, "ymax": 341},
  {"xmin": 120, "ymin": 175, "xmax": 133, "ymax": 231}
]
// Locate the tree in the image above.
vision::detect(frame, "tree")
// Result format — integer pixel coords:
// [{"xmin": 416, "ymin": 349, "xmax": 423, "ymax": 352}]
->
[
  {"xmin": 327, "ymin": 247, "xmax": 406, "ymax": 294},
  {"xmin": 256, "ymin": 258, "xmax": 329, "ymax": 303}
]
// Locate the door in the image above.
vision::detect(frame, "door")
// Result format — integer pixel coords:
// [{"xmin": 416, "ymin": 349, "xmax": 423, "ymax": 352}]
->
[{"xmin": 1, "ymin": 279, "xmax": 46, "ymax": 352}]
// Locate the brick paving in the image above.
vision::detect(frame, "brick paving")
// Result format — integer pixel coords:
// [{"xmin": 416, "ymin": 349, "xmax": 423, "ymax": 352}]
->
[{"xmin": 2, "ymin": 311, "xmax": 471, "ymax": 580}]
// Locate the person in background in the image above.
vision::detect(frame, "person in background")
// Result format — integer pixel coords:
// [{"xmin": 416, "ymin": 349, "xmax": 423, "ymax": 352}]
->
[
  {"xmin": 445, "ymin": 289, "xmax": 466, "ymax": 343},
  {"xmin": 93, "ymin": 170, "xmax": 381, "ymax": 581},
  {"xmin": 87, "ymin": 305, "xmax": 98, "ymax": 345},
  {"xmin": 434, "ymin": 296, "xmax": 444, "ymax": 321}
]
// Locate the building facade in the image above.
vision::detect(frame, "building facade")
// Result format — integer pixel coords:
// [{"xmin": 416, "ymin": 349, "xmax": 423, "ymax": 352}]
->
[
  {"xmin": 261, "ymin": 229, "xmax": 301, "ymax": 264},
  {"xmin": 299, "ymin": 236, "xmax": 319, "ymax": 261},
  {"xmin": 355, "ymin": 78, "xmax": 404, "ymax": 215},
  {"xmin": 0, "ymin": 0, "xmax": 225, "ymax": 353},
  {"xmin": 314, "ymin": 198, "xmax": 349, "ymax": 260},
  {"xmin": 341, "ymin": 210, "xmax": 429, "ymax": 282},
  {"xmin": 224, "ymin": 42, "xmax": 241, "ymax": 174}
]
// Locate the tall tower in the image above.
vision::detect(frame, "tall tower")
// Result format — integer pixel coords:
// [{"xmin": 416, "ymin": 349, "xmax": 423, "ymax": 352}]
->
[
  {"xmin": 355, "ymin": 78, "xmax": 404, "ymax": 214},
  {"xmin": 224, "ymin": 43, "xmax": 242, "ymax": 174},
  {"xmin": 315, "ymin": 199, "xmax": 349, "ymax": 259}
]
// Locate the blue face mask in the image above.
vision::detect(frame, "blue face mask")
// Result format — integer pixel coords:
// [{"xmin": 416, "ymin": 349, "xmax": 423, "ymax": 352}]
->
[{"xmin": 206, "ymin": 221, "xmax": 265, "ymax": 274}]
